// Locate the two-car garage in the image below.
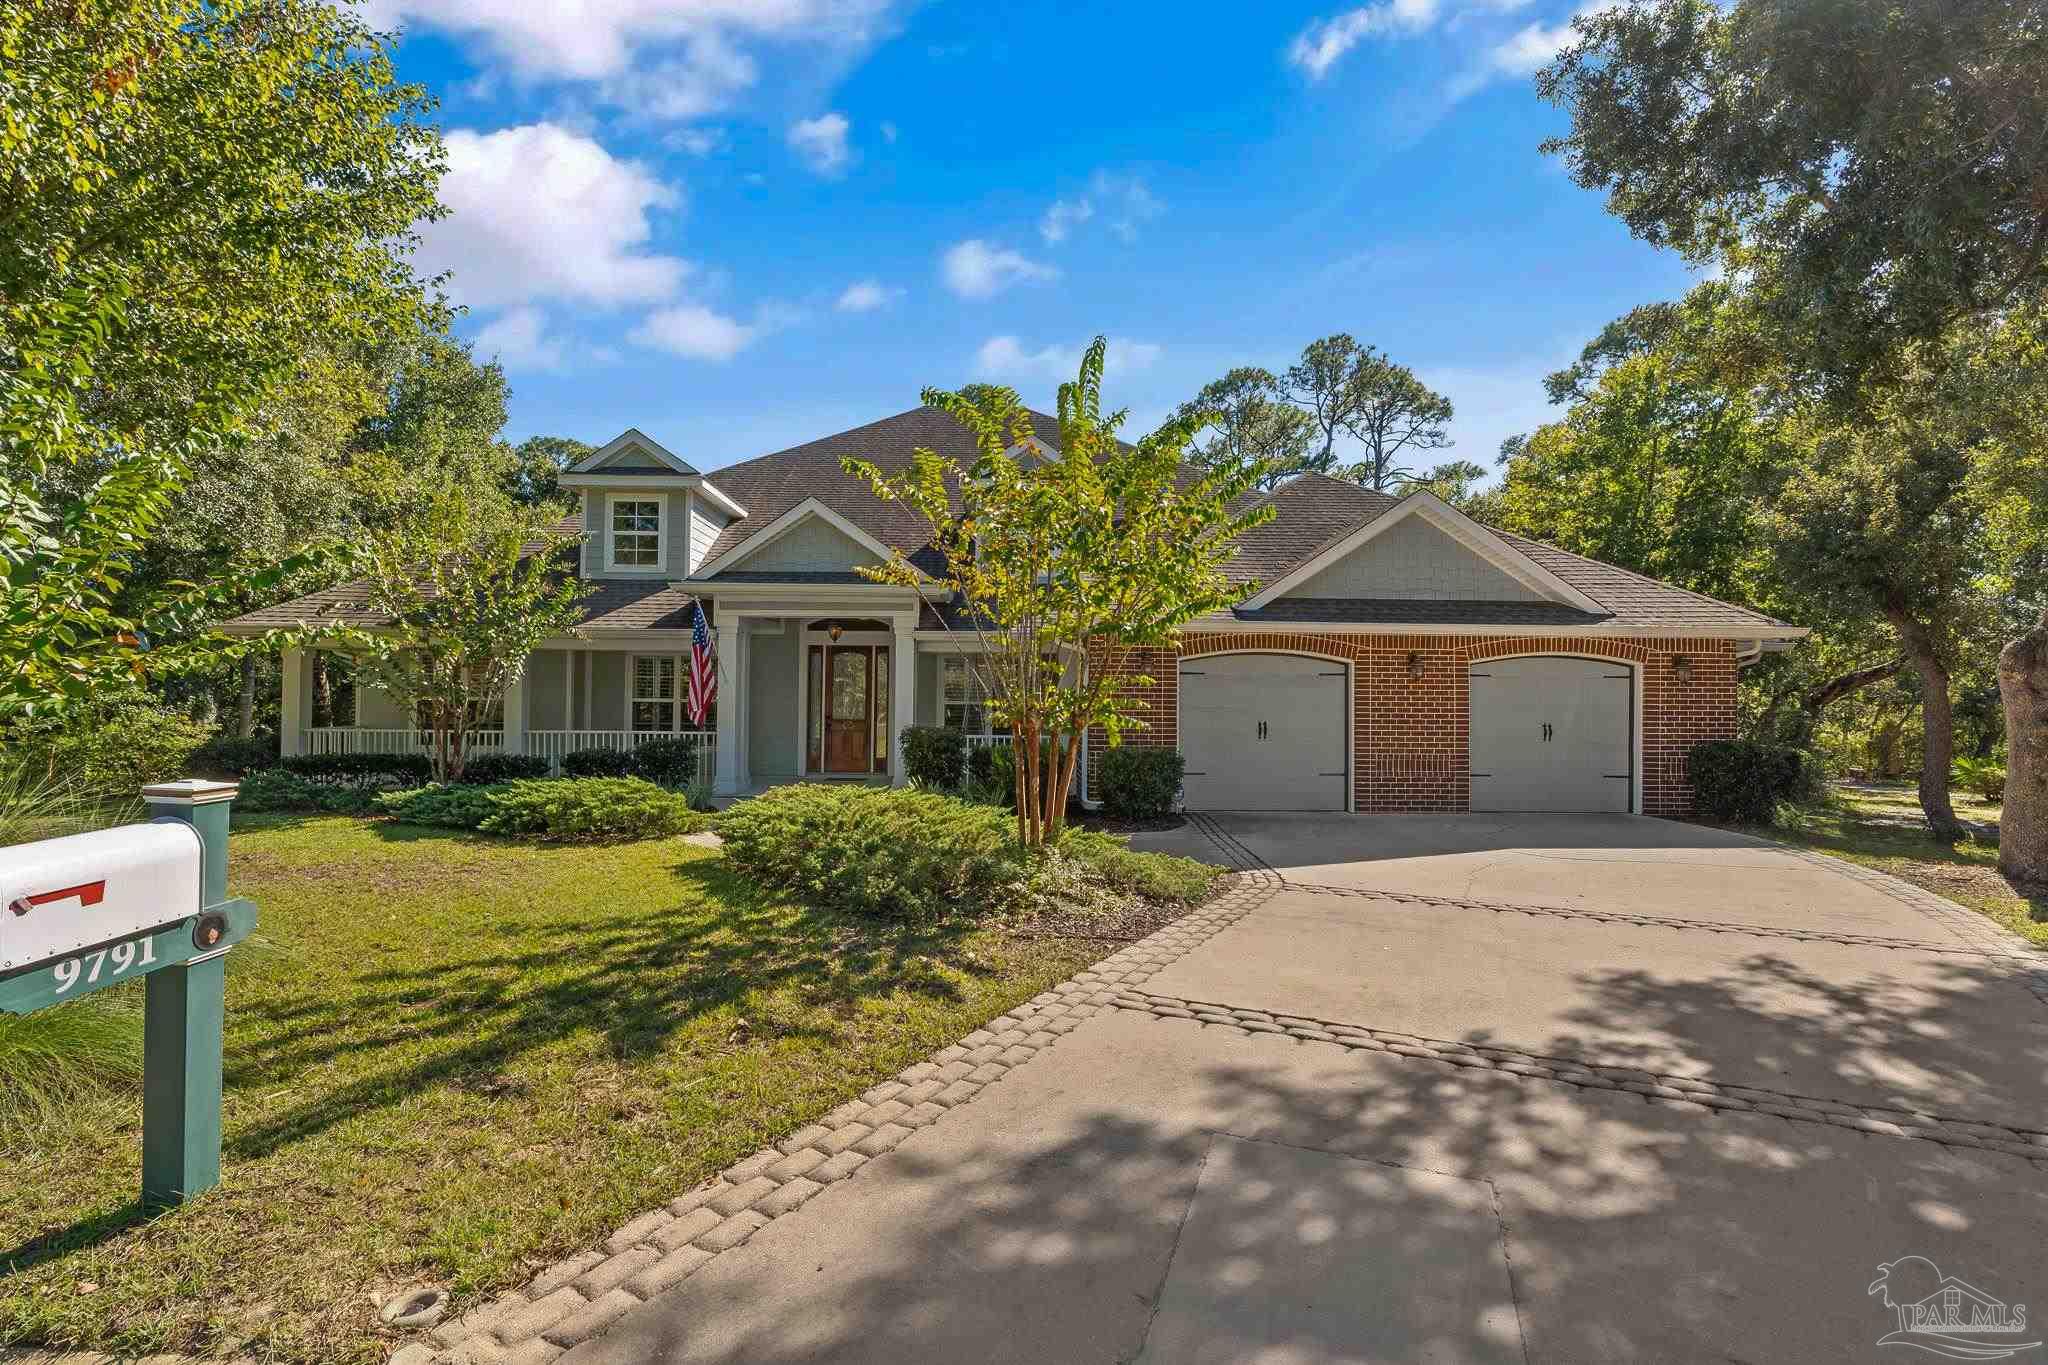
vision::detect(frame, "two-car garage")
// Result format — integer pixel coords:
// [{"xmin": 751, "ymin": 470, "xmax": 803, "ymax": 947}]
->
[{"xmin": 1175, "ymin": 651, "xmax": 1635, "ymax": 815}]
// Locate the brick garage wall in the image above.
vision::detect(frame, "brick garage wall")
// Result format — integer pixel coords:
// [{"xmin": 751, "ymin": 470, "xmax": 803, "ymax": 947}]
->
[{"xmin": 1089, "ymin": 634, "xmax": 1740, "ymax": 817}]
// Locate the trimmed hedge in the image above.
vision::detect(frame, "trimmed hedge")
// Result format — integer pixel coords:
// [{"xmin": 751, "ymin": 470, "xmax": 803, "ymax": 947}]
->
[
  {"xmin": 378, "ymin": 777, "xmax": 698, "ymax": 841},
  {"xmin": 1688, "ymin": 740, "xmax": 1816, "ymax": 824},
  {"xmin": 192, "ymin": 733, "xmax": 278, "ymax": 777},
  {"xmin": 901, "ymin": 726, "xmax": 968, "ymax": 788},
  {"xmin": 627, "ymin": 736, "xmax": 699, "ymax": 787},
  {"xmin": 236, "ymin": 769, "xmax": 378, "ymax": 815},
  {"xmin": 561, "ymin": 746, "xmax": 636, "ymax": 778},
  {"xmin": 1096, "ymin": 746, "xmax": 1184, "ymax": 820},
  {"xmin": 719, "ymin": 784, "xmax": 1035, "ymax": 918},
  {"xmin": 281, "ymin": 751, "xmax": 432, "ymax": 787},
  {"xmin": 456, "ymin": 753, "xmax": 552, "ymax": 784}
]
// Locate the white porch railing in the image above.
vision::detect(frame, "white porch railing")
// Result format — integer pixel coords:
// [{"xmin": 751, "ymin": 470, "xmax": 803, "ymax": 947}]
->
[
  {"xmin": 527, "ymin": 729, "xmax": 716, "ymax": 776},
  {"xmin": 301, "ymin": 727, "xmax": 715, "ymax": 778},
  {"xmin": 304, "ymin": 728, "xmax": 505, "ymax": 756}
]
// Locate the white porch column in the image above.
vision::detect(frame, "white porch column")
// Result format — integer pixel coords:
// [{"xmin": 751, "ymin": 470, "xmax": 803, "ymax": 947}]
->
[
  {"xmin": 891, "ymin": 619, "xmax": 916, "ymax": 787},
  {"xmin": 714, "ymin": 621, "xmax": 747, "ymax": 795},
  {"xmin": 503, "ymin": 668, "xmax": 527, "ymax": 755},
  {"xmin": 280, "ymin": 648, "xmax": 308, "ymax": 756}
]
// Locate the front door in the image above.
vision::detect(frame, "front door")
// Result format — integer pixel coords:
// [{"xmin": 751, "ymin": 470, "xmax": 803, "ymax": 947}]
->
[
  {"xmin": 824, "ymin": 646, "xmax": 873, "ymax": 772},
  {"xmin": 807, "ymin": 642, "xmax": 889, "ymax": 775}
]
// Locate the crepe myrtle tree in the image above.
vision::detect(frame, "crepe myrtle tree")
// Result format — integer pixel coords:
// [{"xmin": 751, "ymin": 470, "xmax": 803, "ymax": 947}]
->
[
  {"xmin": 330, "ymin": 494, "xmax": 586, "ymax": 781},
  {"xmin": 845, "ymin": 338, "xmax": 1276, "ymax": 847}
]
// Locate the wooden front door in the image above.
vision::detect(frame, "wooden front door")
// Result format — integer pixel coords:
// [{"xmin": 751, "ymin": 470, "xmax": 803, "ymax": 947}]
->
[{"xmin": 823, "ymin": 646, "xmax": 873, "ymax": 772}]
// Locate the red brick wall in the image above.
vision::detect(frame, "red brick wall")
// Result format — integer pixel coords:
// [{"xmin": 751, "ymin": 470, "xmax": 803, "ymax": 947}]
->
[{"xmin": 1088, "ymin": 633, "xmax": 1740, "ymax": 817}]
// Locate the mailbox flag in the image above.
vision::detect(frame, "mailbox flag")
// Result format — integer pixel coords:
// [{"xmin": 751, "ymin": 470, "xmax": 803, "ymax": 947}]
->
[{"xmin": 687, "ymin": 601, "xmax": 717, "ymax": 727}]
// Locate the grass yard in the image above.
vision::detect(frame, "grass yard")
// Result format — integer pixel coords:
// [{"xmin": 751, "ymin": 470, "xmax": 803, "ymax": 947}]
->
[
  {"xmin": 0, "ymin": 814, "xmax": 1214, "ymax": 1362},
  {"xmin": 1761, "ymin": 784, "xmax": 2047, "ymax": 947}
]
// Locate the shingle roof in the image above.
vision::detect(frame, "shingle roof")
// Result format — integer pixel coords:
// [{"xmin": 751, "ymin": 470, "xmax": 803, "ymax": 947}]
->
[{"xmin": 224, "ymin": 410, "xmax": 1800, "ymax": 638}]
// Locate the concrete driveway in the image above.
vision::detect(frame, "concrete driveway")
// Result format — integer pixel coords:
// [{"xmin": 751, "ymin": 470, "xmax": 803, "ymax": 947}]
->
[{"xmin": 555, "ymin": 813, "xmax": 2048, "ymax": 1365}]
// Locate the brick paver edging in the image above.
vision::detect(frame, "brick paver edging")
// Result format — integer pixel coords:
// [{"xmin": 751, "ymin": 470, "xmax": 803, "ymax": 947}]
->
[
  {"xmin": 1107, "ymin": 988, "xmax": 2048, "ymax": 1165},
  {"xmin": 389, "ymin": 872, "xmax": 1281, "ymax": 1365}
]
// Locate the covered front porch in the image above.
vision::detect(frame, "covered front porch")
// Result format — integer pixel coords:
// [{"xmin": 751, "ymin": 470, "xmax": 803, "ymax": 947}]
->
[{"xmin": 277, "ymin": 610, "xmax": 1016, "ymax": 791}]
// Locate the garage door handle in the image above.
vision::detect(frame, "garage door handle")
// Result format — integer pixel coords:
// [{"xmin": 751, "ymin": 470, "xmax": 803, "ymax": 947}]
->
[
  {"xmin": 1256, "ymin": 720, "xmax": 1267, "ymax": 740},
  {"xmin": 1541, "ymin": 722, "xmax": 1553, "ymax": 742}
]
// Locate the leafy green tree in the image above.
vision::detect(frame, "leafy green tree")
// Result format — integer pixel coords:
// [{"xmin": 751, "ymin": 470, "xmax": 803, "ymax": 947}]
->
[
  {"xmin": 338, "ymin": 493, "xmax": 586, "ymax": 781},
  {"xmin": 506, "ymin": 435, "xmax": 594, "ymax": 507},
  {"xmin": 1540, "ymin": 0, "xmax": 2048, "ymax": 852},
  {"xmin": 1409, "ymin": 460, "xmax": 1494, "ymax": 515},
  {"xmin": 847, "ymin": 338, "xmax": 1275, "ymax": 846},
  {"xmin": 1171, "ymin": 367, "xmax": 1316, "ymax": 490},
  {"xmin": 1, "ymin": 0, "xmax": 444, "ymax": 728},
  {"xmin": 1282, "ymin": 335, "xmax": 1455, "ymax": 490}
]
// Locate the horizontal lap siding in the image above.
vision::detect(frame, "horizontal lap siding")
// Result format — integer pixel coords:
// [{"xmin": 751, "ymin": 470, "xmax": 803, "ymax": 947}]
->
[{"xmin": 1089, "ymin": 634, "xmax": 1739, "ymax": 817}]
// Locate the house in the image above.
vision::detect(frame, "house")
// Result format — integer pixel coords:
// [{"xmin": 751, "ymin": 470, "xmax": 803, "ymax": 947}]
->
[{"xmin": 223, "ymin": 407, "xmax": 1806, "ymax": 814}]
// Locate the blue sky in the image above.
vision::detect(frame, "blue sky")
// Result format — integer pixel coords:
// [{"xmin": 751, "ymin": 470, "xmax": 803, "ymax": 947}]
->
[{"xmin": 378, "ymin": 0, "xmax": 1696, "ymax": 476}]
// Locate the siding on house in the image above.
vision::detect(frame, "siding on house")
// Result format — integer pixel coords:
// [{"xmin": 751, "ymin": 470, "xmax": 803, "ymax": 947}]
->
[
  {"xmin": 747, "ymin": 626, "xmax": 799, "ymax": 778},
  {"xmin": 1281, "ymin": 516, "xmax": 1544, "ymax": 603},
  {"xmin": 688, "ymin": 497, "xmax": 728, "ymax": 574},
  {"xmin": 526, "ymin": 649, "xmax": 574, "ymax": 730},
  {"xmin": 735, "ymin": 517, "xmax": 882, "ymax": 573},
  {"xmin": 1090, "ymin": 634, "xmax": 1738, "ymax": 817}
]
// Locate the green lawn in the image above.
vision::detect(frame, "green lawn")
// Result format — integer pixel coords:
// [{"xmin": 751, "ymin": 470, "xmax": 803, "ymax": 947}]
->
[
  {"xmin": 1, "ymin": 815, "xmax": 1201, "ymax": 1362},
  {"xmin": 1762, "ymin": 785, "xmax": 2047, "ymax": 947}
]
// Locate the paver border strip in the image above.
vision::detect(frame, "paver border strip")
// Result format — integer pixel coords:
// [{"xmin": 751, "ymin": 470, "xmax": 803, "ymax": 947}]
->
[
  {"xmin": 1106, "ymin": 987, "xmax": 2048, "ymax": 1165},
  {"xmin": 388, "ymin": 869, "xmax": 1282, "ymax": 1365}
]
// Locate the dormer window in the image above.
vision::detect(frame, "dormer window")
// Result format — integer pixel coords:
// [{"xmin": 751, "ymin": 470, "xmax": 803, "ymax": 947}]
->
[{"xmin": 608, "ymin": 495, "xmax": 665, "ymax": 570}]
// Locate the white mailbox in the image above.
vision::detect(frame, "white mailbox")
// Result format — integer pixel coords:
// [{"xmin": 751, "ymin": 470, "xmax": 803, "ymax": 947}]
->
[{"xmin": 0, "ymin": 820, "xmax": 202, "ymax": 974}]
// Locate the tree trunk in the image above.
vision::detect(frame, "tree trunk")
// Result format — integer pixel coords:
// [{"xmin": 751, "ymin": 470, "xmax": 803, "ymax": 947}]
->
[
  {"xmin": 1998, "ymin": 606, "xmax": 2048, "ymax": 887},
  {"xmin": 238, "ymin": 655, "xmax": 256, "ymax": 739},
  {"xmin": 1884, "ymin": 606, "xmax": 1965, "ymax": 843},
  {"xmin": 1801, "ymin": 659, "xmax": 1900, "ymax": 717}
]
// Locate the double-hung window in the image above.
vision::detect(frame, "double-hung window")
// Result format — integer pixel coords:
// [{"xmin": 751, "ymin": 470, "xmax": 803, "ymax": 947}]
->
[
  {"xmin": 609, "ymin": 496, "xmax": 664, "ymax": 569},
  {"xmin": 632, "ymin": 656, "xmax": 677, "ymax": 733},
  {"xmin": 940, "ymin": 656, "xmax": 991, "ymax": 735}
]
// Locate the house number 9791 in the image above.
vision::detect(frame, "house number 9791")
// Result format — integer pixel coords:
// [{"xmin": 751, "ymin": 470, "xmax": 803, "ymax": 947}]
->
[{"xmin": 51, "ymin": 937, "xmax": 158, "ymax": 996}]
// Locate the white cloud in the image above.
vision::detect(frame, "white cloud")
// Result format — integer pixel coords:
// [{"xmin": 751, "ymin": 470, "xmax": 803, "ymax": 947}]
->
[
  {"xmin": 940, "ymin": 239, "xmax": 1059, "ymax": 299},
  {"xmin": 788, "ymin": 112, "xmax": 853, "ymax": 175},
  {"xmin": 836, "ymin": 279, "xmax": 897, "ymax": 311},
  {"xmin": 666, "ymin": 125, "xmax": 728, "ymax": 156},
  {"xmin": 602, "ymin": 31, "xmax": 756, "ymax": 120},
  {"xmin": 475, "ymin": 306, "xmax": 566, "ymax": 370},
  {"xmin": 1039, "ymin": 195, "xmax": 1094, "ymax": 244},
  {"xmin": 1449, "ymin": 1, "xmax": 1615, "ymax": 98},
  {"xmin": 630, "ymin": 304, "xmax": 756, "ymax": 360},
  {"xmin": 357, "ymin": 0, "xmax": 897, "ymax": 83},
  {"xmin": 975, "ymin": 335, "xmax": 1162, "ymax": 381},
  {"xmin": 1288, "ymin": 0, "xmax": 1442, "ymax": 78},
  {"xmin": 414, "ymin": 123, "xmax": 687, "ymax": 310}
]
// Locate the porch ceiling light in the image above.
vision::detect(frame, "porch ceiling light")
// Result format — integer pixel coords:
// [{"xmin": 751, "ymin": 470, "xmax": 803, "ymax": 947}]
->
[{"xmin": 828, "ymin": 623, "xmax": 843, "ymax": 642}]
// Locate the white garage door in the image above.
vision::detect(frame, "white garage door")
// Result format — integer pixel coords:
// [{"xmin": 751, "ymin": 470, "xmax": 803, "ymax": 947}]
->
[
  {"xmin": 1179, "ymin": 654, "xmax": 1348, "ymax": 811},
  {"xmin": 1468, "ymin": 657, "xmax": 1633, "ymax": 813}
]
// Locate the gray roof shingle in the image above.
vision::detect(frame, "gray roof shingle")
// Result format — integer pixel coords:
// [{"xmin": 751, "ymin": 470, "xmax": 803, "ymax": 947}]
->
[{"xmin": 225, "ymin": 409, "xmax": 1799, "ymax": 638}]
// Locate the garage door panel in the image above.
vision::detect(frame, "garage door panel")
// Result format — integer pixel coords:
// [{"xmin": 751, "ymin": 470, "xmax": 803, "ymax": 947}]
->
[
  {"xmin": 1469, "ymin": 657, "xmax": 1631, "ymax": 814},
  {"xmin": 1181, "ymin": 655, "xmax": 1347, "ymax": 811}
]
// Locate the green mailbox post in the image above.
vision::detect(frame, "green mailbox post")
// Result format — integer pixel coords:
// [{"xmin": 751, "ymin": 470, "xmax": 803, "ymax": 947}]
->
[{"xmin": 0, "ymin": 778, "xmax": 256, "ymax": 1209}]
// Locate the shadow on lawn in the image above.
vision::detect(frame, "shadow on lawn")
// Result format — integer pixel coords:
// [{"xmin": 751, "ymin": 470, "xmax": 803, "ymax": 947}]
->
[{"xmin": 220, "ymin": 856, "xmax": 989, "ymax": 1161}]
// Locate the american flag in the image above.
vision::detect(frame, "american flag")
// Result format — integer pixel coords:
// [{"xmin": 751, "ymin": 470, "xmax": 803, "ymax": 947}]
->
[{"xmin": 687, "ymin": 600, "xmax": 717, "ymax": 726}]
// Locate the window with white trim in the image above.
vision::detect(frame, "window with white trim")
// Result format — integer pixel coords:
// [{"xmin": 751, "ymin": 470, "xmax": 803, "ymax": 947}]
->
[
  {"xmin": 941, "ymin": 656, "xmax": 991, "ymax": 735},
  {"xmin": 631, "ymin": 655, "xmax": 677, "ymax": 732},
  {"xmin": 609, "ymin": 496, "xmax": 664, "ymax": 569}
]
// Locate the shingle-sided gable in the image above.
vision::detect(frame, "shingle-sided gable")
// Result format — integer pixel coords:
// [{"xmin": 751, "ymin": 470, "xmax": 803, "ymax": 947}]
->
[
  {"xmin": 723, "ymin": 513, "xmax": 884, "ymax": 575},
  {"xmin": 1278, "ymin": 512, "xmax": 1546, "ymax": 603}
]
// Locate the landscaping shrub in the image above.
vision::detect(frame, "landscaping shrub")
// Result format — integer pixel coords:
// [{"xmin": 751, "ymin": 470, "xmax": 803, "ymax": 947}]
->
[
  {"xmin": 1688, "ymin": 740, "xmax": 1814, "ymax": 824},
  {"xmin": 479, "ymin": 777, "xmax": 697, "ymax": 841},
  {"xmin": 456, "ymin": 753, "xmax": 551, "ymax": 784},
  {"xmin": 719, "ymin": 784, "xmax": 1036, "ymax": 918},
  {"xmin": 901, "ymin": 725, "xmax": 968, "ymax": 789},
  {"xmin": 1059, "ymin": 828, "xmax": 1218, "ymax": 904},
  {"xmin": 281, "ymin": 751, "xmax": 432, "ymax": 787},
  {"xmin": 193, "ymin": 733, "xmax": 278, "ymax": 777},
  {"xmin": 982, "ymin": 739, "xmax": 1065, "ymax": 809},
  {"xmin": 376, "ymin": 783, "xmax": 506, "ymax": 829},
  {"xmin": 236, "ymin": 769, "xmax": 378, "ymax": 814},
  {"xmin": 628, "ymin": 736, "xmax": 700, "ymax": 787},
  {"xmin": 965, "ymin": 741, "xmax": 999, "ymax": 796},
  {"xmin": 22, "ymin": 705, "xmax": 216, "ymax": 797},
  {"xmin": 1096, "ymin": 746, "xmax": 1185, "ymax": 820},
  {"xmin": 1952, "ymin": 756, "xmax": 2006, "ymax": 804},
  {"xmin": 561, "ymin": 746, "xmax": 637, "ymax": 778}
]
